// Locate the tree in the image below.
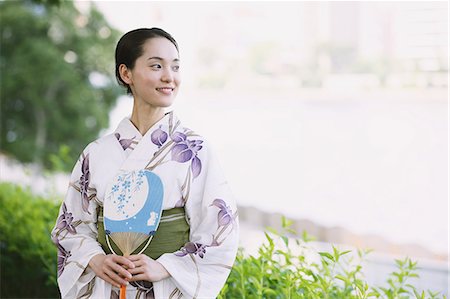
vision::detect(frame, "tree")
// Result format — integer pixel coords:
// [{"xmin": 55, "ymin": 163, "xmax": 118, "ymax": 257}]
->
[{"xmin": 0, "ymin": 1, "xmax": 122, "ymax": 171}]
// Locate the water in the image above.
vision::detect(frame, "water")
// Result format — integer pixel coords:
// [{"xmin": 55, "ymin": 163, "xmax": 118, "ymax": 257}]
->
[{"xmin": 167, "ymin": 90, "xmax": 448, "ymax": 256}]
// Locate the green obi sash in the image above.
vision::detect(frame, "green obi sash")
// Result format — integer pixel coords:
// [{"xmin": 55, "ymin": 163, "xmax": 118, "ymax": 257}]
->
[{"xmin": 97, "ymin": 207, "xmax": 190, "ymax": 260}]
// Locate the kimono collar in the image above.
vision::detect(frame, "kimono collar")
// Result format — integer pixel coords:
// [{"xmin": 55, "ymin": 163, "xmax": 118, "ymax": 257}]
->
[
  {"xmin": 112, "ymin": 111, "xmax": 183, "ymax": 171},
  {"xmin": 114, "ymin": 111, "xmax": 177, "ymax": 142}
]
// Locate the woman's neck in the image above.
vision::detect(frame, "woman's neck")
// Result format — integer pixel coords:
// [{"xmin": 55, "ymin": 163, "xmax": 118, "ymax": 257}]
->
[{"xmin": 130, "ymin": 99, "xmax": 166, "ymax": 136}]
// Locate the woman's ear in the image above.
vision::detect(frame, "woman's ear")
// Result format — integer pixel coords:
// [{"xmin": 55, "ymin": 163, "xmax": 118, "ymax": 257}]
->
[{"xmin": 119, "ymin": 64, "xmax": 132, "ymax": 85}]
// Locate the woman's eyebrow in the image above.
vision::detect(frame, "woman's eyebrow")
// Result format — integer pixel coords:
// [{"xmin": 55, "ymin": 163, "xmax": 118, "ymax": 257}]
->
[{"xmin": 147, "ymin": 56, "xmax": 180, "ymax": 62}]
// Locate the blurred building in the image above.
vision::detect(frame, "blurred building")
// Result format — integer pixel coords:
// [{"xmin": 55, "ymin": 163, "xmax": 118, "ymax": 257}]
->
[
  {"xmin": 93, "ymin": 1, "xmax": 448, "ymax": 90},
  {"xmin": 301, "ymin": 2, "xmax": 448, "ymax": 89}
]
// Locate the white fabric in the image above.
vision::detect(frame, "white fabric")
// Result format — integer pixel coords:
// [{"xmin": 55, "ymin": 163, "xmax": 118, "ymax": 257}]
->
[{"xmin": 51, "ymin": 111, "xmax": 239, "ymax": 299}]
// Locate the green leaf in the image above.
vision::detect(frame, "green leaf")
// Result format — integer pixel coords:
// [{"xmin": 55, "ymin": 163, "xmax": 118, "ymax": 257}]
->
[
  {"xmin": 281, "ymin": 215, "xmax": 293, "ymax": 228},
  {"xmin": 319, "ymin": 252, "xmax": 335, "ymax": 262},
  {"xmin": 264, "ymin": 232, "xmax": 275, "ymax": 247},
  {"xmin": 335, "ymin": 274, "xmax": 348, "ymax": 283},
  {"xmin": 263, "ymin": 288, "xmax": 277, "ymax": 296}
]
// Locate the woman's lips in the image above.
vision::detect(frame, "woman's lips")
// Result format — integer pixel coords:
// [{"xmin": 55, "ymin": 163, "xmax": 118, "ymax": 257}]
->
[{"xmin": 156, "ymin": 87, "xmax": 174, "ymax": 95}]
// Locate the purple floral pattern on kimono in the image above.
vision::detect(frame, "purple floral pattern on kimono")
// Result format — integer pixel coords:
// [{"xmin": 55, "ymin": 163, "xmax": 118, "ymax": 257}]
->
[
  {"xmin": 150, "ymin": 125, "xmax": 168, "ymax": 148},
  {"xmin": 210, "ymin": 199, "xmax": 233, "ymax": 227},
  {"xmin": 52, "ymin": 236, "xmax": 71, "ymax": 277},
  {"xmin": 175, "ymin": 198, "xmax": 236, "ymax": 258},
  {"xmin": 79, "ymin": 154, "xmax": 91, "ymax": 213},
  {"xmin": 56, "ymin": 203, "xmax": 76, "ymax": 234},
  {"xmin": 147, "ymin": 123, "xmax": 204, "ymax": 180},
  {"xmin": 115, "ymin": 133, "xmax": 136, "ymax": 151},
  {"xmin": 170, "ymin": 132, "xmax": 203, "ymax": 178},
  {"xmin": 175, "ymin": 242, "xmax": 207, "ymax": 258}
]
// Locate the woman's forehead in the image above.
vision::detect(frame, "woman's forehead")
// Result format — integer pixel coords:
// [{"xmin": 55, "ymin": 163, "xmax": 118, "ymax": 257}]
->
[{"xmin": 141, "ymin": 37, "xmax": 179, "ymax": 60}]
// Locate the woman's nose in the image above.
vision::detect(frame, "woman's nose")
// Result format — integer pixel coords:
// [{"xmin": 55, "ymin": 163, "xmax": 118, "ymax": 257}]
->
[{"xmin": 161, "ymin": 68, "xmax": 173, "ymax": 82}]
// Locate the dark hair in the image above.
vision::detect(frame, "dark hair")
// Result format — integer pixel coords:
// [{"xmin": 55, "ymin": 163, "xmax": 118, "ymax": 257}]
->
[{"xmin": 115, "ymin": 28, "xmax": 179, "ymax": 95}]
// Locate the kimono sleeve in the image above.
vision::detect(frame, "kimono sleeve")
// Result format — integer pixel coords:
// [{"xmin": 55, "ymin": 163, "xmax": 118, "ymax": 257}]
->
[
  {"xmin": 156, "ymin": 141, "xmax": 239, "ymax": 298},
  {"xmin": 51, "ymin": 144, "xmax": 105, "ymax": 299}
]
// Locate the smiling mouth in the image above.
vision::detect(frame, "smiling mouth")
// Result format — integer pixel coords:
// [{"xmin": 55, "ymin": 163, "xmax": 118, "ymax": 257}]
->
[{"xmin": 156, "ymin": 87, "xmax": 174, "ymax": 91}]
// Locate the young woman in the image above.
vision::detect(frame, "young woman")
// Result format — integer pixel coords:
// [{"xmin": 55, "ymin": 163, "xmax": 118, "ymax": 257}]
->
[{"xmin": 51, "ymin": 28, "xmax": 239, "ymax": 299}]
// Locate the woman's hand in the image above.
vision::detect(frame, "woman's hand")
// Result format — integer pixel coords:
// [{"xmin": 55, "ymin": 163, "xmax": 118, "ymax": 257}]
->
[
  {"xmin": 88, "ymin": 254, "xmax": 135, "ymax": 288},
  {"xmin": 126, "ymin": 254, "xmax": 170, "ymax": 282}
]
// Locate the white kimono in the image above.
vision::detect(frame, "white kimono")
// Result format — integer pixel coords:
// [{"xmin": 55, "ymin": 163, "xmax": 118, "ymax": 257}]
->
[{"xmin": 51, "ymin": 111, "xmax": 239, "ymax": 299}]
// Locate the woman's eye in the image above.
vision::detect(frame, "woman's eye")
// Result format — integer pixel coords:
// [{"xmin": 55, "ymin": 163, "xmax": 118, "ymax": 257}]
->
[
  {"xmin": 172, "ymin": 65, "xmax": 180, "ymax": 72},
  {"xmin": 151, "ymin": 64, "xmax": 162, "ymax": 69}
]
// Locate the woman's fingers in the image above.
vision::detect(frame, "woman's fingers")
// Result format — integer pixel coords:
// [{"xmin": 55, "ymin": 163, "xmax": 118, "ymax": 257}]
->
[
  {"xmin": 93, "ymin": 254, "xmax": 169, "ymax": 283},
  {"xmin": 126, "ymin": 254, "xmax": 148, "ymax": 262},
  {"xmin": 103, "ymin": 255, "xmax": 133, "ymax": 279},
  {"xmin": 109, "ymin": 262, "xmax": 132, "ymax": 279},
  {"xmin": 104, "ymin": 268, "xmax": 129, "ymax": 287},
  {"xmin": 128, "ymin": 259, "xmax": 144, "ymax": 268},
  {"xmin": 112, "ymin": 255, "xmax": 136, "ymax": 269},
  {"xmin": 127, "ymin": 266, "xmax": 143, "ymax": 275},
  {"xmin": 126, "ymin": 254, "xmax": 147, "ymax": 269},
  {"xmin": 127, "ymin": 273, "xmax": 147, "ymax": 282},
  {"xmin": 126, "ymin": 258, "xmax": 170, "ymax": 282},
  {"xmin": 89, "ymin": 254, "xmax": 138, "ymax": 286}
]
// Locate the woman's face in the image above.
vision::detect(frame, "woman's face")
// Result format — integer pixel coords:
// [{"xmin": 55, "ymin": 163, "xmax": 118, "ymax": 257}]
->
[{"xmin": 127, "ymin": 37, "xmax": 180, "ymax": 108}]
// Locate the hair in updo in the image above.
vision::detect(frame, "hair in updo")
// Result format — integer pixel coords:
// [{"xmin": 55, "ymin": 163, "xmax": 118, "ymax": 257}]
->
[{"xmin": 115, "ymin": 28, "xmax": 179, "ymax": 95}]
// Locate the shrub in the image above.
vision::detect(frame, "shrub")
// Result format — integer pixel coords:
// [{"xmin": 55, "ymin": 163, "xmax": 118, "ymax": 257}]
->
[
  {"xmin": 0, "ymin": 183, "xmax": 60, "ymax": 298},
  {"xmin": 219, "ymin": 217, "xmax": 447, "ymax": 299}
]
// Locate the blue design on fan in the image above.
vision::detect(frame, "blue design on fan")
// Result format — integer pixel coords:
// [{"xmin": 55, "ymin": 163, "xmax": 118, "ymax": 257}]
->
[{"xmin": 104, "ymin": 171, "xmax": 164, "ymax": 235}]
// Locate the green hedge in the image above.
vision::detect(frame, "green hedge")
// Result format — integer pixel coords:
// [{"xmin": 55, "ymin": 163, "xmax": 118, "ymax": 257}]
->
[
  {"xmin": 219, "ymin": 219, "xmax": 446, "ymax": 299},
  {"xmin": 0, "ymin": 183, "xmax": 446, "ymax": 298},
  {"xmin": 0, "ymin": 183, "xmax": 59, "ymax": 298}
]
